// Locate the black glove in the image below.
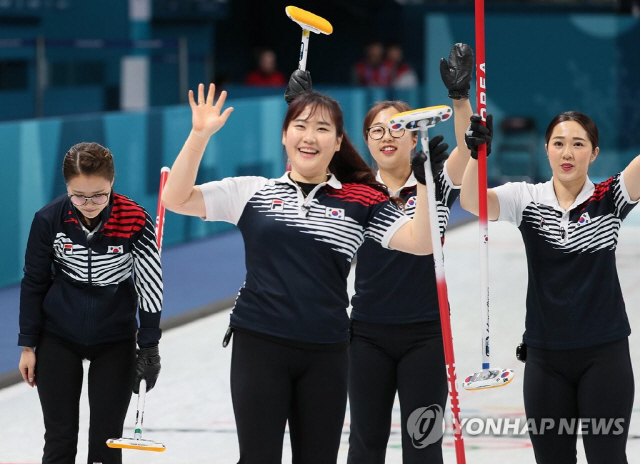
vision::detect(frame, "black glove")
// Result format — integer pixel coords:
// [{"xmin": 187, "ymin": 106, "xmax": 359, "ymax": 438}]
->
[
  {"xmin": 465, "ymin": 113, "xmax": 493, "ymax": 159},
  {"xmin": 284, "ymin": 69, "xmax": 312, "ymax": 105},
  {"xmin": 439, "ymin": 43, "xmax": 474, "ymax": 100},
  {"xmin": 412, "ymin": 135, "xmax": 449, "ymax": 185},
  {"xmin": 133, "ymin": 345, "xmax": 161, "ymax": 394}
]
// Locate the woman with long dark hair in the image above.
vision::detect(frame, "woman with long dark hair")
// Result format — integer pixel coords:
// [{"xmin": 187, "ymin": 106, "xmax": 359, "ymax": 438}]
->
[
  {"xmin": 161, "ymin": 84, "xmax": 448, "ymax": 463},
  {"xmin": 286, "ymin": 43, "xmax": 475, "ymax": 463}
]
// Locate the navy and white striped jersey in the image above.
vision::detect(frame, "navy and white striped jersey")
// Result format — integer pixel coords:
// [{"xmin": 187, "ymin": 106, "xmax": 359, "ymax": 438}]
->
[
  {"xmin": 199, "ymin": 173, "xmax": 410, "ymax": 344},
  {"xmin": 19, "ymin": 193, "xmax": 163, "ymax": 348},
  {"xmin": 494, "ymin": 173, "xmax": 637, "ymax": 350},
  {"xmin": 351, "ymin": 166, "xmax": 460, "ymax": 324}
]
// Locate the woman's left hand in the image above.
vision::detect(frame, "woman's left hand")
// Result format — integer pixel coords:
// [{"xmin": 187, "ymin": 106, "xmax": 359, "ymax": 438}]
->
[
  {"xmin": 189, "ymin": 83, "xmax": 234, "ymax": 138},
  {"xmin": 19, "ymin": 348, "xmax": 36, "ymax": 387}
]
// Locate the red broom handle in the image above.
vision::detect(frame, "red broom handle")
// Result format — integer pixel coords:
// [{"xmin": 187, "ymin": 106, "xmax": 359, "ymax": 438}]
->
[{"xmin": 155, "ymin": 167, "xmax": 170, "ymax": 255}]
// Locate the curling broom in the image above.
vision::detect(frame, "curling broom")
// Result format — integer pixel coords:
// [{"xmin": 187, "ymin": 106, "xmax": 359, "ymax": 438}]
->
[
  {"xmin": 106, "ymin": 167, "xmax": 170, "ymax": 452},
  {"xmin": 389, "ymin": 106, "xmax": 466, "ymax": 463},
  {"xmin": 461, "ymin": 0, "xmax": 515, "ymax": 391}
]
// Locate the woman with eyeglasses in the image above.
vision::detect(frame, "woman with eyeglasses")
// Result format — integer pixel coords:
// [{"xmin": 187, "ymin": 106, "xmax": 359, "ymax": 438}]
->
[
  {"xmin": 286, "ymin": 43, "xmax": 475, "ymax": 462},
  {"xmin": 346, "ymin": 44, "xmax": 474, "ymax": 464},
  {"xmin": 18, "ymin": 142, "xmax": 163, "ymax": 464}
]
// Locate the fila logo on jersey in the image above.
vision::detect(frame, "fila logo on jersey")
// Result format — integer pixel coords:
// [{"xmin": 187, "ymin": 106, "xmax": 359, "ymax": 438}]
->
[
  {"xmin": 270, "ymin": 199, "xmax": 284, "ymax": 211},
  {"xmin": 63, "ymin": 243, "xmax": 73, "ymax": 255},
  {"xmin": 108, "ymin": 245, "xmax": 124, "ymax": 254},
  {"xmin": 578, "ymin": 212, "xmax": 591, "ymax": 225},
  {"xmin": 406, "ymin": 196, "xmax": 417, "ymax": 207},
  {"xmin": 325, "ymin": 207, "xmax": 345, "ymax": 220}
]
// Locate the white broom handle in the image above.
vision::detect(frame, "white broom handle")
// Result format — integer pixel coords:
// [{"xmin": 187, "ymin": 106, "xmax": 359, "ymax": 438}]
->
[
  {"xmin": 298, "ymin": 29, "xmax": 310, "ymax": 71},
  {"xmin": 475, "ymin": 0, "xmax": 490, "ymax": 372},
  {"xmin": 420, "ymin": 130, "xmax": 445, "ymax": 279},
  {"xmin": 134, "ymin": 378, "xmax": 147, "ymax": 439},
  {"xmin": 480, "ymin": 218, "xmax": 489, "ymax": 370}
]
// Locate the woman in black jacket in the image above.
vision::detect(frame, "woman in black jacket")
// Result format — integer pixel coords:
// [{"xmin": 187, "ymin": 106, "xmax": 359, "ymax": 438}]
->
[{"xmin": 18, "ymin": 142, "xmax": 163, "ymax": 464}]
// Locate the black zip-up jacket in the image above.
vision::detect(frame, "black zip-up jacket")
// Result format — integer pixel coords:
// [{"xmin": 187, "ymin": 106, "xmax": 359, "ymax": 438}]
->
[{"xmin": 19, "ymin": 192, "xmax": 163, "ymax": 348}]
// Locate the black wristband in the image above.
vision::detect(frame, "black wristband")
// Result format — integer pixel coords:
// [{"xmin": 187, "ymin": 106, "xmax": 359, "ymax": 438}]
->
[{"xmin": 448, "ymin": 89, "xmax": 469, "ymax": 100}]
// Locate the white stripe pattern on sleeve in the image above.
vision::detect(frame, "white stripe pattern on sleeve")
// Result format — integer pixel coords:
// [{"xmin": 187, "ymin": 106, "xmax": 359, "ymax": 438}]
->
[{"xmin": 131, "ymin": 215, "xmax": 163, "ymax": 314}]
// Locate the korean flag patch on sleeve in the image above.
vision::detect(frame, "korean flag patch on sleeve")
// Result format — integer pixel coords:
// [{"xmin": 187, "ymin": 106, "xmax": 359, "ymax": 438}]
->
[
  {"xmin": 325, "ymin": 207, "xmax": 345, "ymax": 220},
  {"xmin": 108, "ymin": 245, "xmax": 124, "ymax": 254}
]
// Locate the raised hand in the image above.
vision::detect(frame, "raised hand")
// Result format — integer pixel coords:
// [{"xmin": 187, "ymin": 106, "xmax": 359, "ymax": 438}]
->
[
  {"xmin": 189, "ymin": 83, "xmax": 234, "ymax": 138},
  {"xmin": 440, "ymin": 43, "xmax": 474, "ymax": 100},
  {"xmin": 284, "ymin": 69, "xmax": 312, "ymax": 105}
]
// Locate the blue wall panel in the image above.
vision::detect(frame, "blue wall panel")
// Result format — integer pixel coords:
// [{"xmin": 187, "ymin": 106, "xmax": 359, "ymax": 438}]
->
[
  {"xmin": 2, "ymin": 12, "xmax": 639, "ymax": 288},
  {"xmin": 425, "ymin": 13, "xmax": 640, "ymax": 182}
]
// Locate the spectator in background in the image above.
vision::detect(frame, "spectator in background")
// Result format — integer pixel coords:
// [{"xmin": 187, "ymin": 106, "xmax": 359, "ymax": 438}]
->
[
  {"xmin": 245, "ymin": 48, "xmax": 286, "ymax": 87},
  {"xmin": 385, "ymin": 42, "xmax": 419, "ymax": 89},
  {"xmin": 352, "ymin": 40, "xmax": 392, "ymax": 86}
]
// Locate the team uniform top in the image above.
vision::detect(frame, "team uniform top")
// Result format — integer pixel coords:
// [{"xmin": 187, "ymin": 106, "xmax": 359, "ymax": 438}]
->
[
  {"xmin": 493, "ymin": 173, "xmax": 637, "ymax": 350},
  {"xmin": 199, "ymin": 173, "xmax": 410, "ymax": 344},
  {"xmin": 350, "ymin": 165, "xmax": 460, "ymax": 324},
  {"xmin": 19, "ymin": 193, "xmax": 163, "ymax": 349}
]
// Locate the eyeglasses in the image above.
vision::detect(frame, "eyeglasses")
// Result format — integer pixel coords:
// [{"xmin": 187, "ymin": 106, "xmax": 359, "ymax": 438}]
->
[
  {"xmin": 69, "ymin": 192, "xmax": 110, "ymax": 206},
  {"xmin": 366, "ymin": 125, "xmax": 406, "ymax": 140}
]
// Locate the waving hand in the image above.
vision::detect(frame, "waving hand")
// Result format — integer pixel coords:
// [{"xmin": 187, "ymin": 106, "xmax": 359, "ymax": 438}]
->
[{"xmin": 189, "ymin": 83, "xmax": 234, "ymax": 138}]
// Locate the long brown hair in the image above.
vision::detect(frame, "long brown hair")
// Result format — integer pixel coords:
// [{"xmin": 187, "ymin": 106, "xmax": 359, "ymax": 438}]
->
[
  {"xmin": 282, "ymin": 91, "xmax": 390, "ymax": 198},
  {"xmin": 62, "ymin": 142, "xmax": 115, "ymax": 183}
]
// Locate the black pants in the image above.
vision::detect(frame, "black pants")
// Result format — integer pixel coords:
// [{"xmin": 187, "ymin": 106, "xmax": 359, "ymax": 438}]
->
[
  {"xmin": 230, "ymin": 329, "xmax": 348, "ymax": 464},
  {"xmin": 524, "ymin": 338, "xmax": 634, "ymax": 464},
  {"xmin": 347, "ymin": 320, "xmax": 448, "ymax": 464},
  {"xmin": 36, "ymin": 332, "xmax": 136, "ymax": 464}
]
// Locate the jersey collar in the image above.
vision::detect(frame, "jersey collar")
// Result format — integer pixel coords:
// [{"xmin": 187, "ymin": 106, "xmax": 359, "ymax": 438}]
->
[
  {"xmin": 66, "ymin": 192, "xmax": 114, "ymax": 230},
  {"xmin": 375, "ymin": 170, "xmax": 417, "ymax": 196},
  {"xmin": 541, "ymin": 176, "xmax": 595, "ymax": 212},
  {"xmin": 275, "ymin": 172, "xmax": 342, "ymax": 189}
]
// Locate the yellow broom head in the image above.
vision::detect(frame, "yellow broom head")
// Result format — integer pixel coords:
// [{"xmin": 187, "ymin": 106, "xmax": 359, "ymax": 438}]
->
[
  {"xmin": 285, "ymin": 6, "xmax": 333, "ymax": 35},
  {"xmin": 389, "ymin": 105, "xmax": 453, "ymax": 131},
  {"xmin": 106, "ymin": 437, "xmax": 166, "ymax": 452}
]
